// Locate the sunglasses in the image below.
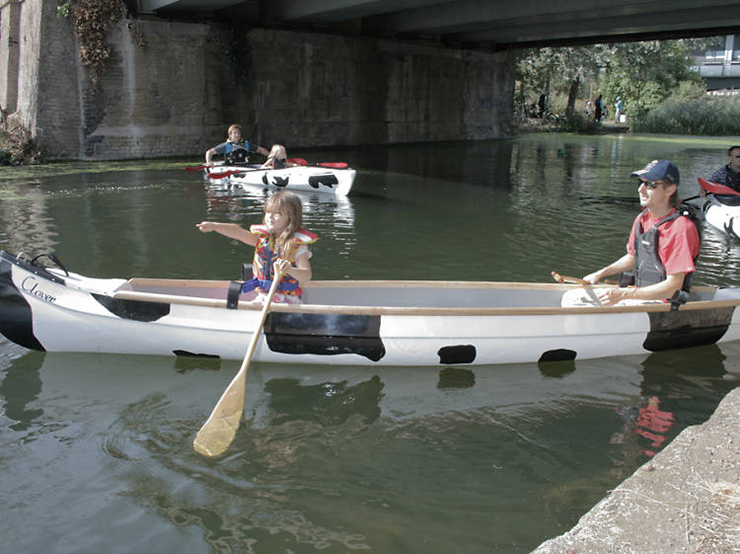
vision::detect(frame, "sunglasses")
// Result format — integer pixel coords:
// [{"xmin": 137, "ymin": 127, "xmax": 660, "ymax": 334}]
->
[{"xmin": 643, "ymin": 180, "xmax": 668, "ymax": 190}]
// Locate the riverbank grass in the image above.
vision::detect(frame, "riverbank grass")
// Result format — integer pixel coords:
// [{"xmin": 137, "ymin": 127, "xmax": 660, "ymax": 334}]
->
[{"xmin": 633, "ymin": 94, "xmax": 740, "ymax": 136}]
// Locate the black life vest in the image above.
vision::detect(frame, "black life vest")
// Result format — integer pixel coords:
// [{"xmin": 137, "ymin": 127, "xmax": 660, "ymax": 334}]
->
[
  {"xmin": 225, "ymin": 140, "xmax": 250, "ymax": 165},
  {"xmin": 633, "ymin": 209, "xmax": 695, "ymax": 291}
]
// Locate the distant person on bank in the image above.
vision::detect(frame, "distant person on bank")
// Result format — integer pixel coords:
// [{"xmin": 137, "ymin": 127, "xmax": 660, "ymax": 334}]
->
[
  {"xmin": 205, "ymin": 123, "xmax": 269, "ymax": 166},
  {"xmin": 563, "ymin": 160, "xmax": 700, "ymax": 306},
  {"xmin": 538, "ymin": 93, "xmax": 547, "ymax": 118},
  {"xmin": 614, "ymin": 96, "xmax": 623, "ymax": 122},
  {"xmin": 709, "ymin": 145, "xmax": 740, "ymax": 192},
  {"xmin": 594, "ymin": 94, "xmax": 603, "ymax": 122}
]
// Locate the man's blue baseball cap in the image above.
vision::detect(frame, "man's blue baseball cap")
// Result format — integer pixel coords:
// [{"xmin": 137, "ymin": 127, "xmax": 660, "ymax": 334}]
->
[{"xmin": 630, "ymin": 159, "xmax": 680, "ymax": 185}]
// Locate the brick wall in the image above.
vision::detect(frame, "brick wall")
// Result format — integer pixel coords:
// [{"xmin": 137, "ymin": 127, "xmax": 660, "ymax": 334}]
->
[{"xmin": 4, "ymin": 4, "xmax": 514, "ymax": 161}]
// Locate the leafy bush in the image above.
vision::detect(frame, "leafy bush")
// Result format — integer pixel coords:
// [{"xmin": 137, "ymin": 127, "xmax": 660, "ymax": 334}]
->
[
  {"xmin": 0, "ymin": 119, "xmax": 40, "ymax": 165},
  {"xmin": 0, "ymin": 148, "xmax": 20, "ymax": 165},
  {"xmin": 632, "ymin": 94, "xmax": 740, "ymax": 135},
  {"xmin": 557, "ymin": 113, "xmax": 601, "ymax": 134},
  {"xmin": 58, "ymin": 0, "xmax": 125, "ymax": 84}
]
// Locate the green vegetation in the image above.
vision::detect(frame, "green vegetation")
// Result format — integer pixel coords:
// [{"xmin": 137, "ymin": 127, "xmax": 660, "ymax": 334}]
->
[
  {"xmin": 516, "ymin": 37, "xmax": 720, "ymax": 136},
  {"xmin": 600, "ymin": 41, "xmax": 704, "ymax": 116},
  {"xmin": 556, "ymin": 113, "xmax": 602, "ymax": 134},
  {"xmin": 633, "ymin": 93, "xmax": 740, "ymax": 136},
  {"xmin": 57, "ymin": 0, "xmax": 125, "ymax": 84},
  {"xmin": 0, "ymin": 118, "xmax": 39, "ymax": 165}
]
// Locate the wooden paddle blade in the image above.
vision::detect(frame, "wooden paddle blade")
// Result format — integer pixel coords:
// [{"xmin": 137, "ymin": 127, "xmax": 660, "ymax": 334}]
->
[
  {"xmin": 698, "ymin": 177, "xmax": 740, "ymax": 196},
  {"xmin": 193, "ymin": 415, "xmax": 242, "ymax": 457},
  {"xmin": 288, "ymin": 157, "xmax": 307, "ymax": 165},
  {"xmin": 193, "ymin": 373, "xmax": 247, "ymax": 457}
]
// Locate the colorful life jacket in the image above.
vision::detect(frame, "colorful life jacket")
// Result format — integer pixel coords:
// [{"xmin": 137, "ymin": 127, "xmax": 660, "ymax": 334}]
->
[
  {"xmin": 225, "ymin": 140, "xmax": 250, "ymax": 165},
  {"xmin": 242, "ymin": 224, "xmax": 317, "ymax": 298},
  {"xmin": 633, "ymin": 209, "xmax": 695, "ymax": 291}
]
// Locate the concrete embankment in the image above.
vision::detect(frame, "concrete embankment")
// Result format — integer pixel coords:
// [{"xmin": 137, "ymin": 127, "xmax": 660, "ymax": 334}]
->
[{"xmin": 531, "ymin": 387, "xmax": 740, "ymax": 554}]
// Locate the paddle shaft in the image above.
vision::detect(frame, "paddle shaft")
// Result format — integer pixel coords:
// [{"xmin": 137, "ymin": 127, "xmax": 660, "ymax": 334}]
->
[
  {"xmin": 551, "ymin": 271, "xmax": 604, "ymax": 305},
  {"xmin": 287, "ymin": 158, "xmax": 348, "ymax": 169},
  {"xmin": 551, "ymin": 271, "xmax": 590, "ymax": 286},
  {"xmin": 207, "ymin": 169, "xmax": 247, "ymax": 179},
  {"xmin": 551, "ymin": 271, "xmax": 617, "ymax": 286},
  {"xmin": 192, "ymin": 269, "xmax": 284, "ymax": 457}
]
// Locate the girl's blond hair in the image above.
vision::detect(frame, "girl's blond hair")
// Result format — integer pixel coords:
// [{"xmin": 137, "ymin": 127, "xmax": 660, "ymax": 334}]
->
[
  {"xmin": 268, "ymin": 144, "xmax": 287, "ymax": 159},
  {"xmin": 264, "ymin": 191, "xmax": 304, "ymax": 257}
]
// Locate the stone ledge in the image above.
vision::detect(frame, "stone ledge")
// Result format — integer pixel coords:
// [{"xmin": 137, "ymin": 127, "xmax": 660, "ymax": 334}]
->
[{"xmin": 531, "ymin": 387, "xmax": 740, "ymax": 554}]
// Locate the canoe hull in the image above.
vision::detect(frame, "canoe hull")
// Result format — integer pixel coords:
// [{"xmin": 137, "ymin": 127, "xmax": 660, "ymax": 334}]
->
[
  {"xmin": 207, "ymin": 165, "xmax": 355, "ymax": 196},
  {"xmin": 2, "ymin": 250, "xmax": 740, "ymax": 366}
]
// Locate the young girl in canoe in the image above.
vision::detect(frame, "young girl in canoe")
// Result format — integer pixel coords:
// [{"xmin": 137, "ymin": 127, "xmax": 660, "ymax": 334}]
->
[{"xmin": 196, "ymin": 191, "xmax": 317, "ymax": 304}]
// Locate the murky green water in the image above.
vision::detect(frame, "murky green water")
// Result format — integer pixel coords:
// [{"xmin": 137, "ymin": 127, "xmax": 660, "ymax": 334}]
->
[{"xmin": 2, "ymin": 134, "xmax": 740, "ymax": 553}]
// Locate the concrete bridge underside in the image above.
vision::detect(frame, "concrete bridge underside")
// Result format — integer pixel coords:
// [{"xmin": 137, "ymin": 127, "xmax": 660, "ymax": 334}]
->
[{"xmin": 141, "ymin": 0, "xmax": 740, "ymax": 50}]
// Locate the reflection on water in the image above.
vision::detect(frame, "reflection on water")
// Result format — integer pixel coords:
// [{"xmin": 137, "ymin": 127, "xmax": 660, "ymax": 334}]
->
[
  {"xmin": 4, "ymin": 137, "xmax": 740, "ymax": 284},
  {"xmin": 263, "ymin": 375, "xmax": 383, "ymax": 426},
  {"xmin": 0, "ymin": 181, "xmax": 57, "ymax": 255},
  {"xmin": 0, "ymin": 351, "xmax": 44, "ymax": 430},
  {"xmin": 2, "ymin": 136, "xmax": 740, "ymax": 553},
  {"xmin": 204, "ymin": 182, "xmax": 356, "ymax": 240},
  {"xmin": 1, "ymin": 345, "xmax": 737, "ymax": 554}
]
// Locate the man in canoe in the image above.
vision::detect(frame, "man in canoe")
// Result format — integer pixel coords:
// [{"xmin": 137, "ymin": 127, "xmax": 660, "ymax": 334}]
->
[
  {"xmin": 566, "ymin": 159, "xmax": 700, "ymax": 306},
  {"xmin": 205, "ymin": 123, "xmax": 269, "ymax": 166},
  {"xmin": 709, "ymin": 145, "xmax": 740, "ymax": 192}
]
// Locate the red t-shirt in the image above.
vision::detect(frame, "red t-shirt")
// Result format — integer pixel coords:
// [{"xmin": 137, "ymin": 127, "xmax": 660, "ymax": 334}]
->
[{"xmin": 626, "ymin": 209, "xmax": 700, "ymax": 276}]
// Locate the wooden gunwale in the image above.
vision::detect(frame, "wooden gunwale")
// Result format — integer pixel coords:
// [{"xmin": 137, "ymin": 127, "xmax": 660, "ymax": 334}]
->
[
  {"xmin": 125, "ymin": 277, "xmax": 718, "ymax": 292},
  {"xmin": 112, "ymin": 280, "xmax": 734, "ymax": 317}
]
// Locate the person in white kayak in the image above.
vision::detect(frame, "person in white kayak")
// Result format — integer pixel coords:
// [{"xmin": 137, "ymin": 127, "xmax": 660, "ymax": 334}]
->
[
  {"xmin": 261, "ymin": 144, "xmax": 299, "ymax": 169},
  {"xmin": 708, "ymin": 145, "xmax": 740, "ymax": 192},
  {"xmin": 205, "ymin": 123, "xmax": 269, "ymax": 166}
]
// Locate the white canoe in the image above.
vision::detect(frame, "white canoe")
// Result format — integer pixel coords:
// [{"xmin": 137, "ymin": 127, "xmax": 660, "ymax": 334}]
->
[
  {"xmin": 205, "ymin": 164, "xmax": 355, "ymax": 196},
  {"xmin": 3, "ymin": 250, "xmax": 740, "ymax": 366},
  {"xmin": 702, "ymin": 195, "xmax": 740, "ymax": 239}
]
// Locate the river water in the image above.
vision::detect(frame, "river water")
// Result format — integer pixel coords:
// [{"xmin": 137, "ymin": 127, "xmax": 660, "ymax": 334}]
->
[{"xmin": 2, "ymin": 134, "xmax": 740, "ymax": 554}]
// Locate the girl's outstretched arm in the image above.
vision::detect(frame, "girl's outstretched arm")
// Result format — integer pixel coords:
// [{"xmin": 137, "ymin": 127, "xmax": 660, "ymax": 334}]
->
[{"xmin": 196, "ymin": 222, "xmax": 258, "ymax": 246}]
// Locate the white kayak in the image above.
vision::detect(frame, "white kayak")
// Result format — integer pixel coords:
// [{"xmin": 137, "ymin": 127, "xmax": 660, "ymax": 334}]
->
[
  {"xmin": 698, "ymin": 177, "xmax": 740, "ymax": 239},
  {"xmin": 702, "ymin": 195, "xmax": 740, "ymax": 239},
  {"xmin": 3, "ymin": 250, "xmax": 740, "ymax": 367},
  {"xmin": 205, "ymin": 164, "xmax": 355, "ymax": 196}
]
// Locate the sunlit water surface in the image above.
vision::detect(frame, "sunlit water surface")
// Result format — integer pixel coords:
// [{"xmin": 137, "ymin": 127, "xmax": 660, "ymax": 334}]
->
[{"xmin": 2, "ymin": 134, "xmax": 740, "ymax": 554}]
